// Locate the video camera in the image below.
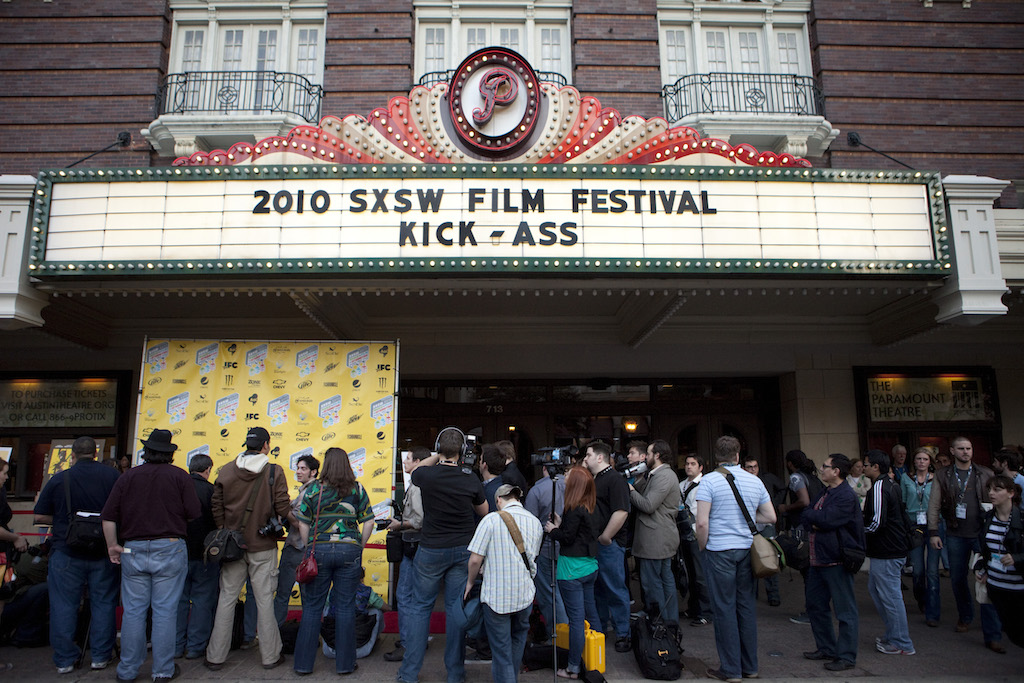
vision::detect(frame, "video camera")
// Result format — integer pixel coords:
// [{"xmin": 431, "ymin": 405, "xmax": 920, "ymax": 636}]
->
[
  {"xmin": 460, "ymin": 434, "xmax": 479, "ymax": 474},
  {"xmin": 530, "ymin": 445, "xmax": 578, "ymax": 469},
  {"xmin": 613, "ymin": 451, "xmax": 648, "ymax": 478}
]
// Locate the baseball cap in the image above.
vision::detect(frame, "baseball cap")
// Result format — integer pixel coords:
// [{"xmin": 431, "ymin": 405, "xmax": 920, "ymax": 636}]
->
[
  {"xmin": 495, "ymin": 483, "xmax": 523, "ymax": 500},
  {"xmin": 244, "ymin": 426, "xmax": 270, "ymax": 449}
]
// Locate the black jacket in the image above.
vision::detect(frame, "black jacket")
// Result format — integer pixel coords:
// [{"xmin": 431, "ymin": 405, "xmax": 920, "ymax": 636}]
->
[
  {"xmin": 800, "ymin": 482, "xmax": 865, "ymax": 567},
  {"xmin": 549, "ymin": 506, "xmax": 598, "ymax": 558},
  {"xmin": 186, "ymin": 473, "xmax": 216, "ymax": 560},
  {"xmin": 864, "ymin": 476, "xmax": 909, "ymax": 559}
]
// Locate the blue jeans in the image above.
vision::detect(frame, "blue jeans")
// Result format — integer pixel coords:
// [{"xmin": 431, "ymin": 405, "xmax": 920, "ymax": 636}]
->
[
  {"xmin": 176, "ymin": 558, "xmax": 221, "ymax": 657},
  {"xmin": 274, "ymin": 544, "xmax": 303, "ymax": 626},
  {"xmin": 760, "ymin": 574, "xmax": 780, "ymax": 603},
  {"xmin": 681, "ymin": 536, "xmax": 711, "ymax": 617},
  {"xmin": 594, "ymin": 542, "xmax": 631, "ymax": 639},
  {"xmin": 397, "ymin": 545, "xmax": 470, "ymax": 683},
  {"xmin": 702, "ymin": 548, "xmax": 758, "ymax": 679},
  {"xmin": 946, "ymin": 535, "xmax": 1002, "ymax": 643},
  {"xmin": 396, "ymin": 553, "xmax": 416, "ymax": 645},
  {"xmin": 639, "ymin": 557, "xmax": 679, "ymax": 626},
  {"xmin": 294, "ymin": 542, "xmax": 362, "ymax": 674},
  {"xmin": 534, "ymin": 544, "xmax": 567, "ymax": 630},
  {"xmin": 47, "ymin": 550, "xmax": 118, "ymax": 669},
  {"xmin": 868, "ymin": 557, "xmax": 914, "ymax": 651},
  {"xmin": 118, "ymin": 539, "xmax": 188, "ymax": 681},
  {"xmin": 806, "ymin": 564, "xmax": 858, "ymax": 665},
  {"xmin": 558, "ymin": 571, "xmax": 601, "ymax": 674},
  {"xmin": 483, "ymin": 604, "xmax": 531, "ymax": 683},
  {"xmin": 909, "ymin": 531, "xmax": 940, "ymax": 621}
]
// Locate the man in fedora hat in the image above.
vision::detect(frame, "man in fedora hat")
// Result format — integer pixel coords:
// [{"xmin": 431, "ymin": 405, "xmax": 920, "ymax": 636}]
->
[
  {"xmin": 465, "ymin": 483, "xmax": 543, "ymax": 683},
  {"xmin": 102, "ymin": 428, "xmax": 201, "ymax": 682},
  {"xmin": 34, "ymin": 435, "xmax": 120, "ymax": 675},
  {"xmin": 205, "ymin": 426, "xmax": 294, "ymax": 671}
]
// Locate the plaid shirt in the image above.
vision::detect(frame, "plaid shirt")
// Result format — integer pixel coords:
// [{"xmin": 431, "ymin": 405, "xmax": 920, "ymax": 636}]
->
[{"xmin": 467, "ymin": 501, "xmax": 543, "ymax": 614}]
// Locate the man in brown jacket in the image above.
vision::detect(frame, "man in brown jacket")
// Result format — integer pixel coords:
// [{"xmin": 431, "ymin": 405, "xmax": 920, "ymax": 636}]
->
[{"xmin": 205, "ymin": 427, "xmax": 295, "ymax": 670}]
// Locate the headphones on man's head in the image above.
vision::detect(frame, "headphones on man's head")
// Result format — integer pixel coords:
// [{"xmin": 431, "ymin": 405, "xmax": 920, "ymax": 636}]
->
[{"xmin": 435, "ymin": 426, "xmax": 469, "ymax": 457}]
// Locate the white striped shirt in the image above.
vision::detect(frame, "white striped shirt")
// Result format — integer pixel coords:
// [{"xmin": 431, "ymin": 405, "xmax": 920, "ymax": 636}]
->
[
  {"xmin": 984, "ymin": 517, "xmax": 1023, "ymax": 591},
  {"xmin": 467, "ymin": 501, "xmax": 544, "ymax": 614},
  {"xmin": 696, "ymin": 464, "xmax": 770, "ymax": 552}
]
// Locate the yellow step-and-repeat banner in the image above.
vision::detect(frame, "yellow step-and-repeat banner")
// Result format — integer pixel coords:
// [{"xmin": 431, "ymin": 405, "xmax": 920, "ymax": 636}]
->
[{"xmin": 137, "ymin": 339, "xmax": 398, "ymax": 602}]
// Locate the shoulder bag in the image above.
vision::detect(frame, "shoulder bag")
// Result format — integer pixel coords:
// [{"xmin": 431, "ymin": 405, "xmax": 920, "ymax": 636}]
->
[
  {"xmin": 63, "ymin": 469, "xmax": 107, "ymax": 558},
  {"xmin": 296, "ymin": 485, "xmax": 324, "ymax": 584},
  {"xmin": 717, "ymin": 467, "xmax": 785, "ymax": 578},
  {"xmin": 203, "ymin": 467, "xmax": 267, "ymax": 564}
]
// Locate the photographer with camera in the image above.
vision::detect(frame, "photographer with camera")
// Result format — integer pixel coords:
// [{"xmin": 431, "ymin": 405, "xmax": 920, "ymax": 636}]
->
[
  {"xmin": 205, "ymin": 427, "xmax": 296, "ymax": 672},
  {"xmin": 397, "ymin": 428, "xmax": 488, "ymax": 683},
  {"xmin": 273, "ymin": 453, "xmax": 320, "ymax": 627}
]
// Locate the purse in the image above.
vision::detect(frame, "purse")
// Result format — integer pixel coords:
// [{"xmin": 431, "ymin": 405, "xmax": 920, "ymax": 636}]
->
[
  {"xmin": 203, "ymin": 468, "xmax": 267, "ymax": 564},
  {"xmin": 718, "ymin": 467, "xmax": 785, "ymax": 578},
  {"xmin": 296, "ymin": 486, "xmax": 324, "ymax": 584}
]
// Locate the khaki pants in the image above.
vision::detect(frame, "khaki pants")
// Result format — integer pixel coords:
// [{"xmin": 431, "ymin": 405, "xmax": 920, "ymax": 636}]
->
[{"xmin": 206, "ymin": 547, "xmax": 281, "ymax": 666}]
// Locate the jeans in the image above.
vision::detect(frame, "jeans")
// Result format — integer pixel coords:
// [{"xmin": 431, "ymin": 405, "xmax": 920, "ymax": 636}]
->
[
  {"xmin": 483, "ymin": 604, "xmax": 531, "ymax": 683},
  {"xmin": 594, "ymin": 541, "xmax": 631, "ymax": 639},
  {"xmin": 294, "ymin": 542, "xmax": 362, "ymax": 674},
  {"xmin": 176, "ymin": 558, "xmax": 221, "ymax": 657},
  {"xmin": 533, "ymin": 545, "xmax": 567, "ymax": 631},
  {"xmin": 639, "ymin": 557, "xmax": 679, "ymax": 626},
  {"xmin": 118, "ymin": 539, "xmax": 188, "ymax": 681},
  {"xmin": 702, "ymin": 548, "xmax": 758, "ymax": 679},
  {"xmin": 909, "ymin": 531, "xmax": 940, "ymax": 622},
  {"xmin": 47, "ymin": 549, "xmax": 118, "ymax": 669},
  {"xmin": 274, "ymin": 544, "xmax": 303, "ymax": 626},
  {"xmin": 868, "ymin": 557, "xmax": 914, "ymax": 651},
  {"xmin": 806, "ymin": 565, "xmax": 858, "ymax": 665},
  {"xmin": 396, "ymin": 553, "xmax": 416, "ymax": 645},
  {"xmin": 945, "ymin": 535, "xmax": 1002, "ymax": 643},
  {"xmin": 558, "ymin": 571, "xmax": 601, "ymax": 674},
  {"xmin": 681, "ymin": 536, "xmax": 711, "ymax": 617},
  {"xmin": 398, "ymin": 545, "xmax": 470, "ymax": 683},
  {"xmin": 207, "ymin": 547, "xmax": 282, "ymax": 666},
  {"xmin": 760, "ymin": 574, "xmax": 780, "ymax": 603}
]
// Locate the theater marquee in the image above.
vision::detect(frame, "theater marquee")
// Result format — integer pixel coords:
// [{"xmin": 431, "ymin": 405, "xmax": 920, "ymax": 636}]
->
[{"xmin": 30, "ymin": 167, "xmax": 945, "ymax": 278}]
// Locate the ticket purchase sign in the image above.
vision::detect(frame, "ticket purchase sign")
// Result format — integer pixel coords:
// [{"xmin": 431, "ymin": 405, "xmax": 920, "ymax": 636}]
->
[
  {"xmin": 137, "ymin": 339, "xmax": 398, "ymax": 600},
  {"xmin": 32, "ymin": 166, "xmax": 946, "ymax": 278}
]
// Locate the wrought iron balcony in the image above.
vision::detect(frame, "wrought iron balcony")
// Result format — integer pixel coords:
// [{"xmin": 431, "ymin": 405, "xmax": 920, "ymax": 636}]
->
[
  {"xmin": 417, "ymin": 69, "xmax": 569, "ymax": 88},
  {"xmin": 662, "ymin": 72, "xmax": 825, "ymax": 122},
  {"xmin": 157, "ymin": 71, "xmax": 324, "ymax": 123}
]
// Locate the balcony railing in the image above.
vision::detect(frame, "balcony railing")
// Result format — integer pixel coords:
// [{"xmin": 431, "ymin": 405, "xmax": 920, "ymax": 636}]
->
[
  {"xmin": 157, "ymin": 71, "xmax": 324, "ymax": 123},
  {"xmin": 417, "ymin": 69, "xmax": 569, "ymax": 88},
  {"xmin": 662, "ymin": 72, "xmax": 825, "ymax": 122}
]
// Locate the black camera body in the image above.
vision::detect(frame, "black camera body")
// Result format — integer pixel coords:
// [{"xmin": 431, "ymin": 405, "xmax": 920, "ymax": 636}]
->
[
  {"xmin": 258, "ymin": 517, "xmax": 285, "ymax": 538},
  {"xmin": 530, "ymin": 445, "xmax": 578, "ymax": 468}
]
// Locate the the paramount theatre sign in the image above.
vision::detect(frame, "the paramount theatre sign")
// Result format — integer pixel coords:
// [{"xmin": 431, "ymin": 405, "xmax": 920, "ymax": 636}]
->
[{"xmin": 29, "ymin": 48, "xmax": 948, "ymax": 279}]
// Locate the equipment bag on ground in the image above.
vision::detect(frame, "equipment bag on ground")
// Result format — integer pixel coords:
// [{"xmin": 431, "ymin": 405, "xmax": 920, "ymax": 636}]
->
[{"xmin": 631, "ymin": 606, "xmax": 683, "ymax": 680}]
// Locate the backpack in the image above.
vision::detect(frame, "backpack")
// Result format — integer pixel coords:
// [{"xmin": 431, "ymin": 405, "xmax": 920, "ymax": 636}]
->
[
  {"xmin": 631, "ymin": 606, "xmax": 682, "ymax": 680},
  {"xmin": 63, "ymin": 472, "xmax": 106, "ymax": 558}
]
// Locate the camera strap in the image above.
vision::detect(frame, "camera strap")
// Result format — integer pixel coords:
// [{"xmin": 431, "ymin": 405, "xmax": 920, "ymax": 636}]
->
[
  {"xmin": 497, "ymin": 510, "xmax": 532, "ymax": 574},
  {"xmin": 267, "ymin": 464, "xmax": 280, "ymax": 524}
]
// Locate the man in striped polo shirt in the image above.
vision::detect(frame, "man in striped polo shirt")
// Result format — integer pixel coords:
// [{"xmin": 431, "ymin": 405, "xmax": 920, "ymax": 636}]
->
[{"xmin": 695, "ymin": 436, "xmax": 776, "ymax": 683}]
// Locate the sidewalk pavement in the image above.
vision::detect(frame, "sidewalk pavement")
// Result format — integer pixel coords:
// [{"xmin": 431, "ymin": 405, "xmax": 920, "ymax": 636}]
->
[{"xmin": 2, "ymin": 564, "xmax": 1020, "ymax": 681}]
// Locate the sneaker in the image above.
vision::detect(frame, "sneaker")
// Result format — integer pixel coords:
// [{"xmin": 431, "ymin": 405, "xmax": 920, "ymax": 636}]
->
[
  {"xmin": 789, "ymin": 613, "xmax": 810, "ymax": 625},
  {"xmin": 955, "ymin": 621, "xmax": 969, "ymax": 633},
  {"xmin": 240, "ymin": 637, "xmax": 258, "ymax": 650},
  {"xmin": 767, "ymin": 599, "xmax": 781, "ymax": 607},
  {"xmin": 56, "ymin": 665, "xmax": 75, "ymax": 674},
  {"xmin": 706, "ymin": 669, "xmax": 741, "ymax": 683},
  {"xmin": 926, "ymin": 620, "xmax": 940, "ymax": 628},
  {"xmin": 874, "ymin": 635, "xmax": 888, "ymax": 645},
  {"xmin": 614, "ymin": 636, "xmax": 631, "ymax": 653},
  {"xmin": 154, "ymin": 664, "xmax": 182, "ymax": 681},
  {"xmin": 691, "ymin": 617, "xmax": 711, "ymax": 627},
  {"xmin": 91, "ymin": 659, "xmax": 111, "ymax": 670},
  {"xmin": 876, "ymin": 642, "xmax": 915, "ymax": 656}
]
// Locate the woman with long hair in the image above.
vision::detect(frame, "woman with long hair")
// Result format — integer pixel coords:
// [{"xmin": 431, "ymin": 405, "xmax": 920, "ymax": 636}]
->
[
  {"xmin": 544, "ymin": 466, "xmax": 600, "ymax": 680},
  {"xmin": 900, "ymin": 446, "xmax": 939, "ymax": 624},
  {"xmin": 293, "ymin": 447, "xmax": 375, "ymax": 675},
  {"xmin": 976, "ymin": 475, "xmax": 1024, "ymax": 649}
]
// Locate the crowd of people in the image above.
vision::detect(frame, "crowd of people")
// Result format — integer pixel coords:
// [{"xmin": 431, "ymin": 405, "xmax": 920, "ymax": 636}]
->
[{"xmin": 2, "ymin": 428, "xmax": 1022, "ymax": 681}]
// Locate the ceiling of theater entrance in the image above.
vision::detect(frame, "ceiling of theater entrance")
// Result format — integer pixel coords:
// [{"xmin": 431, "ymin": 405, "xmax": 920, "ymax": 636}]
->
[{"xmin": 32, "ymin": 276, "xmax": 951, "ymax": 350}]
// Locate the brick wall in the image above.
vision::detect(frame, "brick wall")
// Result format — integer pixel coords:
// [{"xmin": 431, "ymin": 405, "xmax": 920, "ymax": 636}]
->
[
  {"xmin": 571, "ymin": 0, "xmax": 663, "ymax": 119},
  {"xmin": 810, "ymin": 0, "xmax": 1024, "ymax": 206},
  {"xmin": 0, "ymin": 0, "xmax": 168, "ymax": 173}
]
